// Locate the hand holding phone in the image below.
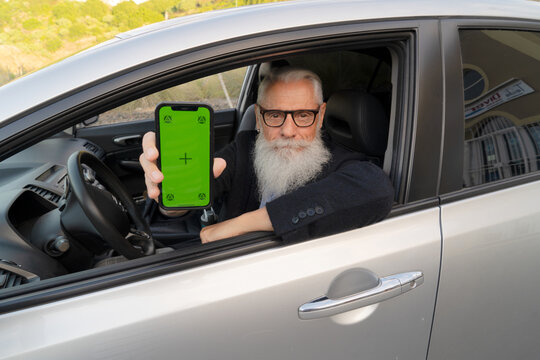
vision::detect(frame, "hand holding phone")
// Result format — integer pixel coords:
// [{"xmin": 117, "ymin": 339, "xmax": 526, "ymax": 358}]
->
[{"xmin": 155, "ymin": 102, "xmax": 213, "ymax": 209}]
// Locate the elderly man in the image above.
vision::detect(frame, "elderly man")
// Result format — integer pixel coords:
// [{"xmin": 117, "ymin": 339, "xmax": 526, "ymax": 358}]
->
[{"xmin": 140, "ymin": 67, "xmax": 393, "ymax": 244}]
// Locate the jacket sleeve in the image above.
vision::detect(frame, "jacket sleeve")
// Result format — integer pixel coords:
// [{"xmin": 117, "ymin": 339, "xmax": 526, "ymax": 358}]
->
[{"xmin": 265, "ymin": 159, "xmax": 394, "ymax": 243}]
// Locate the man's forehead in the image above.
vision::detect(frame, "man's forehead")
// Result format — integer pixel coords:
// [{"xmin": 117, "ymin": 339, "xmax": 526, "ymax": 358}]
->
[{"xmin": 261, "ymin": 79, "xmax": 319, "ymax": 108}]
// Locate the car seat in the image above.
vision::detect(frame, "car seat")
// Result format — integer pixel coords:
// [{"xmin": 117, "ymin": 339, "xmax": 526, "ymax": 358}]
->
[
  {"xmin": 324, "ymin": 89, "xmax": 389, "ymax": 165},
  {"xmin": 236, "ymin": 104, "xmax": 256, "ymax": 134}
]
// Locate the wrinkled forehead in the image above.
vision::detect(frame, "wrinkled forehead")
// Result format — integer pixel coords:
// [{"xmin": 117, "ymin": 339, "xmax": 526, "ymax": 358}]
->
[{"xmin": 259, "ymin": 79, "xmax": 319, "ymax": 109}]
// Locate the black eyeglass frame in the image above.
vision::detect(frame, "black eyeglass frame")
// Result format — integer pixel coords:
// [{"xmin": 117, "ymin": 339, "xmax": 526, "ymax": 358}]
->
[{"xmin": 258, "ymin": 106, "xmax": 320, "ymax": 128}]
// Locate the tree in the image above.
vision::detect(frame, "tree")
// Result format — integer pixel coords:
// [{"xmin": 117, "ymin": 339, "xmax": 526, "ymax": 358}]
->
[
  {"xmin": 113, "ymin": 1, "xmax": 163, "ymax": 30},
  {"xmin": 22, "ymin": 18, "xmax": 41, "ymax": 31},
  {"xmin": 142, "ymin": 0, "xmax": 180, "ymax": 14},
  {"xmin": 81, "ymin": 0, "xmax": 110, "ymax": 21},
  {"xmin": 112, "ymin": 1, "xmax": 139, "ymax": 28},
  {"xmin": 52, "ymin": 1, "xmax": 81, "ymax": 22}
]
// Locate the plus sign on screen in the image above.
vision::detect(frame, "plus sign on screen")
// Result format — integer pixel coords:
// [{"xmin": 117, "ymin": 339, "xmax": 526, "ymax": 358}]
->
[{"xmin": 157, "ymin": 104, "xmax": 212, "ymax": 208}]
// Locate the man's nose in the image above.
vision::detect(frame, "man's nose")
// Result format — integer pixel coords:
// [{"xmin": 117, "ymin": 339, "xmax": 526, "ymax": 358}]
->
[{"xmin": 280, "ymin": 113, "xmax": 297, "ymax": 138}]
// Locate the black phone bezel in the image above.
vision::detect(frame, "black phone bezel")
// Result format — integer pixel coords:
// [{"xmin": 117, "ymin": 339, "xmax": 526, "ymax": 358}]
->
[{"xmin": 155, "ymin": 101, "xmax": 214, "ymax": 210}]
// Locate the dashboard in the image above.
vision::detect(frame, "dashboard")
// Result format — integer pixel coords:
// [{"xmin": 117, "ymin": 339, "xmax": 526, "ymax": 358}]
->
[{"xmin": 0, "ymin": 132, "xmax": 104, "ymax": 286}]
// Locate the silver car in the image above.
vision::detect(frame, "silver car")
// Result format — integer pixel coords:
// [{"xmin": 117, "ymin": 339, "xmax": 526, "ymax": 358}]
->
[{"xmin": 1, "ymin": 0, "xmax": 540, "ymax": 359}]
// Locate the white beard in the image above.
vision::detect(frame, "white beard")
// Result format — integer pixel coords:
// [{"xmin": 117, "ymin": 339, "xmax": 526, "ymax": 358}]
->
[{"xmin": 253, "ymin": 130, "xmax": 331, "ymax": 204}]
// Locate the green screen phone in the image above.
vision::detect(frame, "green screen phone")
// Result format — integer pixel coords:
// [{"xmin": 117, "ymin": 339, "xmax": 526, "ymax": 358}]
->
[{"xmin": 155, "ymin": 102, "xmax": 213, "ymax": 209}]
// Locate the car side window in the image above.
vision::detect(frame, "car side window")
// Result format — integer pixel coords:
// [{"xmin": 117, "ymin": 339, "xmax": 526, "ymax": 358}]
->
[
  {"xmin": 460, "ymin": 29, "xmax": 540, "ymax": 187},
  {"xmin": 91, "ymin": 67, "xmax": 247, "ymax": 126}
]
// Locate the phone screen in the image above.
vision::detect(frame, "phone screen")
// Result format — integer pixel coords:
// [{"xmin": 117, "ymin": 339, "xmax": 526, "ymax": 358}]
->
[{"xmin": 156, "ymin": 103, "xmax": 213, "ymax": 209}]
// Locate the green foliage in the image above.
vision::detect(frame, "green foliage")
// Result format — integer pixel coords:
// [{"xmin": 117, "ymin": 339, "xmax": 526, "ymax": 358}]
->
[
  {"xmin": 22, "ymin": 18, "xmax": 41, "ymax": 31},
  {"xmin": 0, "ymin": 2, "xmax": 13, "ymax": 27},
  {"xmin": 68, "ymin": 23, "xmax": 88, "ymax": 41},
  {"xmin": 142, "ymin": 0, "xmax": 182, "ymax": 15},
  {"xmin": 45, "ymin": 37, "xmax": 63, "ymax": 53},
  {"xmin": 52, "ymin": 2, "xmax": 81, "ymax": 22},
  {"xmin": 112, "ymin": 1, "xmax": 138, "ymax": 28},
  {"xmin": 137, "ymin": 7, "xmax": 163, "ymax": 25},
  {"xmin": 0, "ymin": 0, "xmax": 288, "ymax": 87},
  {"xmin": 112, "ymin": 1, "xmax": 164, "ymax": 30},
  {"xmin": 81, "ymin": 0, "xmax": 109, "ymax": 20}
]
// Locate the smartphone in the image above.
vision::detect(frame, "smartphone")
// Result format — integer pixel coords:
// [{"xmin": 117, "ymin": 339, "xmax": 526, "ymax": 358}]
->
[{"xmin": 155, "ymin": 102, "xmax": 213, "ymax": 210}]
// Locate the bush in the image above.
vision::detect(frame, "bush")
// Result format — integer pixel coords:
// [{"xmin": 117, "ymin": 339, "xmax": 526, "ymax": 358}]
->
[
  {"xmin": 68, "ymin": 23, "xmax": 88, "ymax": 41},
  {"xmin": 112, "ymin": 1, "xmax": 163, "ymax": 30},
  {"xmin": 112, "ymin": 1, "xmax": 138, "ymax": 27},
  {"xmin": 52, "ymin": 2, "xmax": 80, "ymax": 22},
  {"xmin": 22, "ymin": 18, "xmax": 41, "ymax": 31},
  {"xmin": 0, "ymin": 3, "xmax": 13, "ymax": 27},
  {"xmin": 81, "ymin": 0, "xmax": 109, "ymax": 20},
  {"xmin": 45, "ymin": 38, "xmax": 62, "ymax": 52},
  {"xmin": 138, "ymin": 7, "xmax": 163, "ymax": 24}
]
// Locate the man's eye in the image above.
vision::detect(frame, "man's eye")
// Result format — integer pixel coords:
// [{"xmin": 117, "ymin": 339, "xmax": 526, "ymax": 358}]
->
[
  {"xmin": 267, "ymin": 112, "xmax": 282, "ymax": 118},
  {"xmin": 296, "ymin": 111, "xmax": 310, "ymax": 118}
]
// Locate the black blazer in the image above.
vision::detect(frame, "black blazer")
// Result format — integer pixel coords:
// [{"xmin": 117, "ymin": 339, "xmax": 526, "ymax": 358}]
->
[{"xmin": 215, "ymin": 131, "xmax": 394, "ymax": 243}]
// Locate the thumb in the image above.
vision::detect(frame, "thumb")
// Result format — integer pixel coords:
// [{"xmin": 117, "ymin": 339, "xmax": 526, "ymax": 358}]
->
[{"xmin": 213, "ymin": 157, "xmax": 227, "ymax": 178}]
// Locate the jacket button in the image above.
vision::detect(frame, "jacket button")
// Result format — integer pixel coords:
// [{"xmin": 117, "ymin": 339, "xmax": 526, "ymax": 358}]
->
[
  {"xmin": 307, "ymin": 208, "xmax": 315, "ymax": 216},
  {"xmin": 315, "ymin": 206, "xmax": 324, "ymax": 214},
  {"xmin": 292, "ymin": 216, "xmax": 299, "ymax": 224},
  {"xmin": 298, "ymin": 211, "xmax": 307, "ymax": 219}
]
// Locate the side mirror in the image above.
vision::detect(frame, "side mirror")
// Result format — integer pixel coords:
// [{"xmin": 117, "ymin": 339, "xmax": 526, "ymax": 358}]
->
[{"xmin": 82, "ymin": 115, "xmax": 99, "ymax": 126}]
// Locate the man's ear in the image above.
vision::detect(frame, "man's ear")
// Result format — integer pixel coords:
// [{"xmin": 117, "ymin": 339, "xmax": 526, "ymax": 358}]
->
[{"xmin": 318, "ymin": 102, "xmax": 327, "ymax": 128}]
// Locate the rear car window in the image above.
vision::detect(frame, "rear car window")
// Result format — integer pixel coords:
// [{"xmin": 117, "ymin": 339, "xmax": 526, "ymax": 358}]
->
[{"xmin": 460, "ymin": 29, "xmax": 540, "ymax": 187}]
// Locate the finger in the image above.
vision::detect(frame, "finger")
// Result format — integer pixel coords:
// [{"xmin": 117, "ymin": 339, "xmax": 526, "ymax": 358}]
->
[
  {"xmin": 144, "ymin": 173, "xmax": 161, "ymax": 200},
  {"xmin": 213, "ymin": 157, "xmax": 227, "ymax": 178},
  {"xmin": 139, "ymin": 152, "xmax": 163, "ymax": 184},
  {"xmin": 142, "ymin": 131, "xmax": 159, "ymax": 161}
]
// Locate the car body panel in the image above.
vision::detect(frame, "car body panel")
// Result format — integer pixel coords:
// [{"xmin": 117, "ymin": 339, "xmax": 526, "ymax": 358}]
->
[
  {"xmin": 0, "ymin": 209, "xmax": 440, "ymax": 360},
  {"xmin": 429, "ymin": 180, "xmax": 540, "ymax": 359}
]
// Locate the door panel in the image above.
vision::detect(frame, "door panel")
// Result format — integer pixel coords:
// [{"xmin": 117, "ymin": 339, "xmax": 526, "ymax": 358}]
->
[
  {"xmin": 0, "ymin": 209, "xmax": 441, "ymax": 360},
  {"xmin": 76, "ymin": 119, "xmax": 153, "ymax": 201},
  {"xmin": 429, "ymin": 181, "xmax": 540, "ymax": 359}
]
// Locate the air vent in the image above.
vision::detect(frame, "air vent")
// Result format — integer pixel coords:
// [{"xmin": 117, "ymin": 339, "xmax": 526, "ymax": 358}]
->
[
  {"xmin": 0, "ymin": 269, "xmax": 25, "ymax": 288},
  {"xmin": 83, "ymin": 141, "xmax": 100, "ymax": 154},
  {"xmin": 0, "ymin": 261, "xmax": 39, "ymax": 289},
  {"xmin": 24, "ymin": 185, "xmax": 62, "ymax": 205}
]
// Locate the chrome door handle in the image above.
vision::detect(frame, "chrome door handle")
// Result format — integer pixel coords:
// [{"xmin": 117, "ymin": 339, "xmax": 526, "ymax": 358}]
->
[
  {"xmin": 113, "ymin": 134, "xmax": 142, "ymax": 146},
  {"xmin": 298, "ymin": 271, "xmax": 424, "ymax": 320}
]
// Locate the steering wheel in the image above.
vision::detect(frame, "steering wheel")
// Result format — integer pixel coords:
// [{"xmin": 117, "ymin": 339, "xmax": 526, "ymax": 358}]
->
[{"xmin": 66, "ymin": 151, "xmax": 154, "ymax": 259}]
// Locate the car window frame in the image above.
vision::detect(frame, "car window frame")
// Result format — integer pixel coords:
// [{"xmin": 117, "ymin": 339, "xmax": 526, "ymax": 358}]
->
[{"xmin": 0, "ymin": 19, "xmax": 428, "ymax": 314}]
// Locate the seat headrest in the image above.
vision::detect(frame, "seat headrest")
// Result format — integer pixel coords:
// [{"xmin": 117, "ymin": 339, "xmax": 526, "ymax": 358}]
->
[
  {"xmin": 236, "ymin": 103, "xmax": 256, "ymax": 134},
  {"xmin": 324, "ymin": 90, "xmax": 389, "ymax": 159}
]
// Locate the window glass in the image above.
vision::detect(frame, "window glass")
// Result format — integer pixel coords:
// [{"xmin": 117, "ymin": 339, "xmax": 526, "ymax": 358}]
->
[
  {"xmin": 460, "ymin": 30, "xmax": 540, "ymax": 187},
  {"xmin": 92, "ymin": 67, "xmax": 247, "ymax": 126}
]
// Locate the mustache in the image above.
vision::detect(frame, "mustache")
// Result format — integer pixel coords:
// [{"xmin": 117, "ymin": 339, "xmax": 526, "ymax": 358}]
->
[{"xmin": 269, "ymin": 137, "xmax": 311, "ymax": 148}]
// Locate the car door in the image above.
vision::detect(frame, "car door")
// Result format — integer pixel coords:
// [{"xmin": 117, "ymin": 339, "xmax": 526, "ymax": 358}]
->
[
  {"xmin": 429, "ymin": 21, "xmax": 540, "ymax": 359},
  {"xmin": 0, "ymin": 211, "xmax": 441, "ymax": 360},
  {"xmin": 0, "ymin": 19, "xmax": 444, "ymax": 360}
]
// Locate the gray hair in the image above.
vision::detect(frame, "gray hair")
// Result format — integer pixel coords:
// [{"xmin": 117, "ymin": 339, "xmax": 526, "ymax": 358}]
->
[{"xmin": 257, "ymin": 67, "xmax": 324, "ymax": 105}]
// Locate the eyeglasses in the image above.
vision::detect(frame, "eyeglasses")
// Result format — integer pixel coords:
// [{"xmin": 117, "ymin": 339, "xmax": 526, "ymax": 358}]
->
[{"xmin": 258, "ymin": 106, "xmax": 320, "ymax": 127}]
